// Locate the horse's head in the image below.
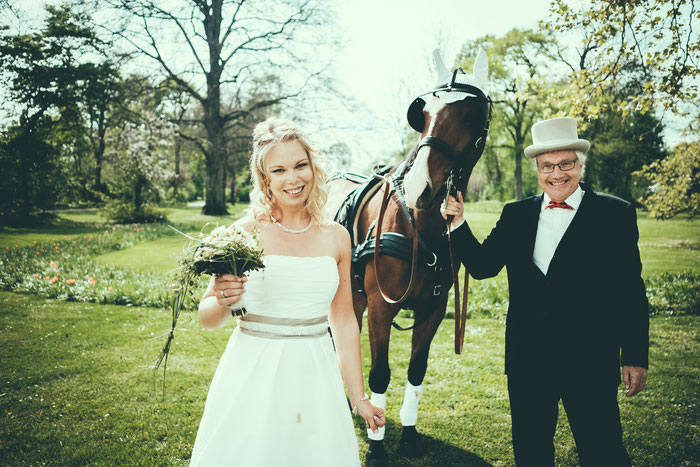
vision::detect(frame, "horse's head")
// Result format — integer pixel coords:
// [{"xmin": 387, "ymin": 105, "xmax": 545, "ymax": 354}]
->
[{"xmin": 403, "ymin": 49, "xmax": 491, "ymax": 210}]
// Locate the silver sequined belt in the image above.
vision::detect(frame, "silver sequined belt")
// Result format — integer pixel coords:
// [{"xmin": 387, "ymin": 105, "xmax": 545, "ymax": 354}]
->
[{"xmin": 237, "ymin": 313, "xmax": 329, "ymax": 339}]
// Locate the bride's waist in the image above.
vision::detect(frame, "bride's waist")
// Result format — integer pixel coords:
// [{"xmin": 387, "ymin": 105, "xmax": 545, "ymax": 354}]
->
[{"xmin": 236, "ymin": 313, "xmax": 329, "ymax": 339}]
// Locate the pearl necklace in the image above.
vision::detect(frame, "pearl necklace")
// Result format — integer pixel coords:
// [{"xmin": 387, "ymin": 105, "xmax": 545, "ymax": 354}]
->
[{"xmin": 271, "ymin": 216, "xmax": 314, "ymax": 234}]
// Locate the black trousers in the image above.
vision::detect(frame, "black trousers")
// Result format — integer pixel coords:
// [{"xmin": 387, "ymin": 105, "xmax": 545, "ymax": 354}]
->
[{"xmin": 507, "ymin": 373, "xmax": 631, "ymax": 467}]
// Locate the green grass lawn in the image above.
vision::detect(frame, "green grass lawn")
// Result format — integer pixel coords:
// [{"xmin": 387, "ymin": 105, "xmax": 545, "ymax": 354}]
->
[
  {"xmin": 83, "ymin": 205, "xmax": 700, "ymax": 277},
  {"xmin": 636, "ymin": 213, "xmax": 700, "ymax": 273},
  {"xmin": 161, "ymin": 203, "xmax": 248, "ymax": 229},
  {"xmin": 95, "ymin": 236, "xmax": 190, "ymax": 275},
  {"xmin": 55, "ymin": 204, "xmax": 249, "ymax": 228},
  {"xmin": 0, "ymin": 292, "xmax": 696, "ymax": 466},
  {"xmin": 91, "ymin": 204, "xmax": 248, "ymax": 274},
  {"xmin": 0, "ymin": 222, "xmax": 102, "ymax": 249},
  {"xmin": 0, "ymin": 204, "xmax": 247, "ymax": 250},
  {"xmin": 1, "ymin": 203, "xmax": 698, "ymax": 465}
]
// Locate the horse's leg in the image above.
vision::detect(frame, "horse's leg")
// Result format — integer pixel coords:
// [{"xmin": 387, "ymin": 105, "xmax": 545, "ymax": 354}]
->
[
  {"xmin": 398, "ymin": 302, "xmax": 447, "ymax": 458},
  {"xmin": 352, "ymin": 287, "xmax": 368, "ymax": 331},
  {"xmin": 364, "ymin": 295, "xmax": 397, "ymax": 467}
]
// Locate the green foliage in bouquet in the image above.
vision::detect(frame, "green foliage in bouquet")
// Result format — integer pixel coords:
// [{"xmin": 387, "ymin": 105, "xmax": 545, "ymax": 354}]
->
[{"xmin": 154, "ymin": 224, "xmax": 265, "ymax": 383}]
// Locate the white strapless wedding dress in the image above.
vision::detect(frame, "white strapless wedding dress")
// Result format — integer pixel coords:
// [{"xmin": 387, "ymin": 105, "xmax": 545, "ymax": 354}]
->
[{"xmin": 189, "ymin": 255, "xmax": 360, "ymax": 466}]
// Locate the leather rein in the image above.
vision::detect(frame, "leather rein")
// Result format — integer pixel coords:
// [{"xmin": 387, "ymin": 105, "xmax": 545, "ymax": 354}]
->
[
  {"xmin": 371, "ymin": 76, "xmax": 492, "ymax": 354},
  {"xmin": 372, "ymin": 163, "xmax": 470, "ymax": 355}
]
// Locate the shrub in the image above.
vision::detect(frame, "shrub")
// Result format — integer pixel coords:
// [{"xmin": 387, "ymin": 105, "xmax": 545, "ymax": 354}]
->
[
  {"xmin": 100, "ymin": 199, "xmax": 167, "ymax": 224},
  {"xmin": 2, "ymin": 229, "xmax": 697, "ymax": 320},
  {"xmin": 645, "ymin": 271, "xmax": 699, "ymax": 316}
]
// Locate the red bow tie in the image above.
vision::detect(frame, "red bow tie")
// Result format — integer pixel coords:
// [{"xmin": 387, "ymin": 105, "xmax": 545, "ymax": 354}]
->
[{"xmin": 546, "ymin": 200, "xmax": 574, "ymax": 210}]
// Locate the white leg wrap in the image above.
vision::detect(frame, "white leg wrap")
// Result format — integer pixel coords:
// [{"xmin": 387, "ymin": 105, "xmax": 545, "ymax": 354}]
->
[
  {"xmin": 366, "ymin": 392, "xmax": 386, "ymax": 440},
  {"xmin": 399, "ymin": 382, "xmax": 423, "ymax": 426}
]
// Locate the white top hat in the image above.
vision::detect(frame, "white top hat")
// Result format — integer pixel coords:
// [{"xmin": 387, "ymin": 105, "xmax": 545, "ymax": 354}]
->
[{"xmin": 524, "ymin": 117, "xmax": 590, "ymax": 159}]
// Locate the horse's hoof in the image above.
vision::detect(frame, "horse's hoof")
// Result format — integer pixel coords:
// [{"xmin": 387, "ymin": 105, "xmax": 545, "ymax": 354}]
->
[
  {"xmin": 398, "ymin": 425, "xmax": 424, "ymax": 458},
  {"xmin": 365, "ymin": 440, "xmax": 389, "ymax": 467}
]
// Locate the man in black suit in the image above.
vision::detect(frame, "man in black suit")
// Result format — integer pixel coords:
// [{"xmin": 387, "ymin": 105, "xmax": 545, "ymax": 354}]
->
[{"xmin": 441, "ymin": 117, "xmax": 649, "ymax": 466}]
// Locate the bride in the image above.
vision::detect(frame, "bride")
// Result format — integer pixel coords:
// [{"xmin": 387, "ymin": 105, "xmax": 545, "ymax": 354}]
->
[{"xmin": 189, "ymin": 117, "xmax": 385, "ymax": 466}]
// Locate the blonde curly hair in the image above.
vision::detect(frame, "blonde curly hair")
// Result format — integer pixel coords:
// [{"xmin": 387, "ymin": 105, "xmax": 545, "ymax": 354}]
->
[{"xmin": 247, "ymin": 117, "xmax": 329, "ymax": 224}]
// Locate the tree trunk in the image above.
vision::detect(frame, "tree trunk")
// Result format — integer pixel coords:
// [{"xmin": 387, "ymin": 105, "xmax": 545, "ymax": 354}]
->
[
  {"xmin": 19, "ymin": 132, "xmax": 32, "ymax": 218},
  {"xmin": 173, "ymin": 135, "xmax": 181, "ymax": 200},
  {"xmin": 134, "ymin": 174, "xmax": 145, "ymax": 211},
  {"xmin": 18, "ymin": 110, "xmax": 45, "ymax": 218},
  {"xmin": 203, "ymin": 150, "xmax": 227, "ymax": 214},
  {"xmin": 229, "ymin": 168, "xmax": 236, "ymax": 204},
  {"xmin": 93, "ymin": 108, "xmax": 107, "ymax": 196},
  {"xmin": 515, "ymin": 150, "xmax": 523, "ymax": 200},
  {"xmin": 513, "ymin": 137, "xmax": 525, "ymax": 200},
  {"xmin": 201, "ymin": 0, "xmax": 228, "ymax": 216},
  {"xmin": 512, "ymin": 100, "xmax": 527, "ymax": 200}
]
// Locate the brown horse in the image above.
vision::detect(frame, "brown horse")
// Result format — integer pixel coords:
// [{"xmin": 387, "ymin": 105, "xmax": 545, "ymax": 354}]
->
[{"xmin": 327, "ymin": 49, "xmax": 491, "ymax": 467}]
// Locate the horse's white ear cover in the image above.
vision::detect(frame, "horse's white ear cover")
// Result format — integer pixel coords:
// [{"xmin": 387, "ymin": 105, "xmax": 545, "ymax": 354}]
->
[
  {"xmin": 432, "ymin": 48, "xmax": 452, "ymax": 84},
  {"xmin": 407, "ymin": 47, "xmax": 491, "ymax": 133},
  {"xmin": 473, "ymin": 47, "xmax": 489, "ymax": 96},
  {"xmin": 432, "ymin": 47, "xmax": 489, "ymax": 97}
]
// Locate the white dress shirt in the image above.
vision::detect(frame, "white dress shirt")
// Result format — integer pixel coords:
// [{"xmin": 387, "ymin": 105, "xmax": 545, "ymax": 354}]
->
[{"xmin": 532, "ymin": 186, "xmax": 584, "ymax": 275}]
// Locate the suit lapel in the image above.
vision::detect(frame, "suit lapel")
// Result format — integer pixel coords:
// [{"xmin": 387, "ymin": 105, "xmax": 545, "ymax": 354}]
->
[
  {"xmin": 546, "ymin": 186, "xmax": 596, "ymax": 278},
  {"xmin": 523, "ymin": 194, "xmax": 543, "ymax": 262}
]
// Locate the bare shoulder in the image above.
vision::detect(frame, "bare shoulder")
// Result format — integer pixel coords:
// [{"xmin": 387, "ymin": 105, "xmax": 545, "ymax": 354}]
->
[
  {"xmin": 326, "ymin": 221, "xmax": 350, "ymax": 246},
  {"xmin": 324, "ymin": 222, "xmax": 350, "ymax": 264}
]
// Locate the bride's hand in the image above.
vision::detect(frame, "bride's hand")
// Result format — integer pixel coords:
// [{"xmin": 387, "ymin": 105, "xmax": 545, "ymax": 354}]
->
[
  {"xmin": 213, "ymin": 274, "xmax": 247, "ymax": 308},
  {"xmin": 357, "ymin": 400, "xmax": 386, "ymax": 432}
]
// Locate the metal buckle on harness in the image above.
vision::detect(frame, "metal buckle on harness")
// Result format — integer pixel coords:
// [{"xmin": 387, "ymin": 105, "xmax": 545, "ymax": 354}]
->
[
  {"xmin": 426, "ymin": 252, "xmax": 437, "ymax": 267},
  {"xmin": 433, "ymin": 285, "xmax": 441, "ymax": 296},
  {"xmin": 353, "ymin": 274, "xmax": 364, "ymax": 293}
]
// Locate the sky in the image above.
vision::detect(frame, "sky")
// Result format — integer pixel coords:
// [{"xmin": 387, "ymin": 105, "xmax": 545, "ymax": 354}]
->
[
  {"xmin": 323, "ymin": 0, "xmax": 555, "ymax": 170},
  {"xmin": 3, "ymin": 0, "xmax": 577, "ymax": 169},
  {"xmin": 4, "ymin": 0, "xmax": 690, "ymax": 166}
]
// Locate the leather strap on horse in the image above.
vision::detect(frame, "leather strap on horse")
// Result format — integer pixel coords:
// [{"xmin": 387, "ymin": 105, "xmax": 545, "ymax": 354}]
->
[
  {"xmin": 372, "ymin": 177, "xmax": 463, "ymax": 337},
  {"xmin": 373, "ymin": 178, "xmax": 420, "ymax": 306},
  {"xmin": 447, "ymin": 220, "xmax": 470, "ymax": 354}
]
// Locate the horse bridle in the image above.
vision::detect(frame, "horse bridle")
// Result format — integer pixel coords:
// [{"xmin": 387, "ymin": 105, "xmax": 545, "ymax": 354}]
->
[
  {"xmin": 413, "ymin": 69, "xmax": 493, "ymax": 154},
  {"xmin": 412, "ymin": 69, "xmax": 492, "ymax": 203}
]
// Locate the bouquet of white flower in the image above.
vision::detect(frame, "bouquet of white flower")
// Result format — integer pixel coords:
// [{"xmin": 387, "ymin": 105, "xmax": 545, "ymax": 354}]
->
[{"xmin": 155, "ymin": 224, "xmax": 265, "ymax": 378}]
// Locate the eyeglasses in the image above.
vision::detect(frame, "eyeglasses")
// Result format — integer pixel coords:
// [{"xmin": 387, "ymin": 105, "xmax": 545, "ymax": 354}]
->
[{"xmin": 537, "ymin": 159, "xmax": 578, "ymax": 173}]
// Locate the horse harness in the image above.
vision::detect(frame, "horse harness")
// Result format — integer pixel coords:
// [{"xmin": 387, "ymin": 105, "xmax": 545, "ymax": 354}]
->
[
  {"xmin": 332, "ymin": 69, "xmax": 493, "ymax": 354},
  {"xmin": 332, "ymin": 164, "xmax": 470, "ymax": 353},
  {"xmin": 373, "ymin": 163, "xmax": 471, "ymax": 354}
]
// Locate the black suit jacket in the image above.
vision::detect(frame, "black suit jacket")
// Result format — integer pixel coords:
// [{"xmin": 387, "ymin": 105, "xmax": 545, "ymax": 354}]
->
[{"xmin": 453, "ymin": 184, "xmax": 649, "ymax": 383}]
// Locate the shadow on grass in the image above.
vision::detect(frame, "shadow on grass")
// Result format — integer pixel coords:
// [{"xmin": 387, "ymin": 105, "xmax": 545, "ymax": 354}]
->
[
  {"xmin": 0, "ymin": 212, "xmax": 102, "ymax": 230},
  {"xmin": 355, "ymin": 416, "xmax": 492, "ymax": 466}
]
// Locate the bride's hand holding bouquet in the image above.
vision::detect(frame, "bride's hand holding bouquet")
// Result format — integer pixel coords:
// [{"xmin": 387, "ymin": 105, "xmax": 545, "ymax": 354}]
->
[
  {"xmin": 154, "ymin": 223, "xmax": 264, "ymax": 375},
  {"xmin": 212, "ymin": 273, "xmax": 248, "ymax": 311}
]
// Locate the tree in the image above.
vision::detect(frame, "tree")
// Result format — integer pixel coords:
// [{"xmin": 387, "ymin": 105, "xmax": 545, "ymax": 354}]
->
[
  {"xmin": 0, "ymin": 119, "xmax": 61, "ymax": 220},
  {"xmin": 634, "ymin": 139, "xmax": 699, "ymax": 219},
  {"xmin": 102, "ymin": 112, "xmax": 177, "ymax": 222},
  {"xmin": 582, "ymin": 104, "xmax": 666, "ymax": 203},
  {"xmin": 542, "ymin": 0, "xmax": 699, "ymax": 120},
  {"xmin": 634, "ymin": 108, "xmax": 700, "ymax": 221},
  {"xmin": 81, "ymin": 62, "xmax": 126, "ymax": 196},
  {"xmin": 457, "ymin": 29, "xmax": 555, "ymax": 200},
  {"xmin": 0, "ymin": 5, "xmax": 114, "ymax": 217},
  {"xmin": 102, "ymin": 0, "xmax": 334, "ymax": 215}
]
